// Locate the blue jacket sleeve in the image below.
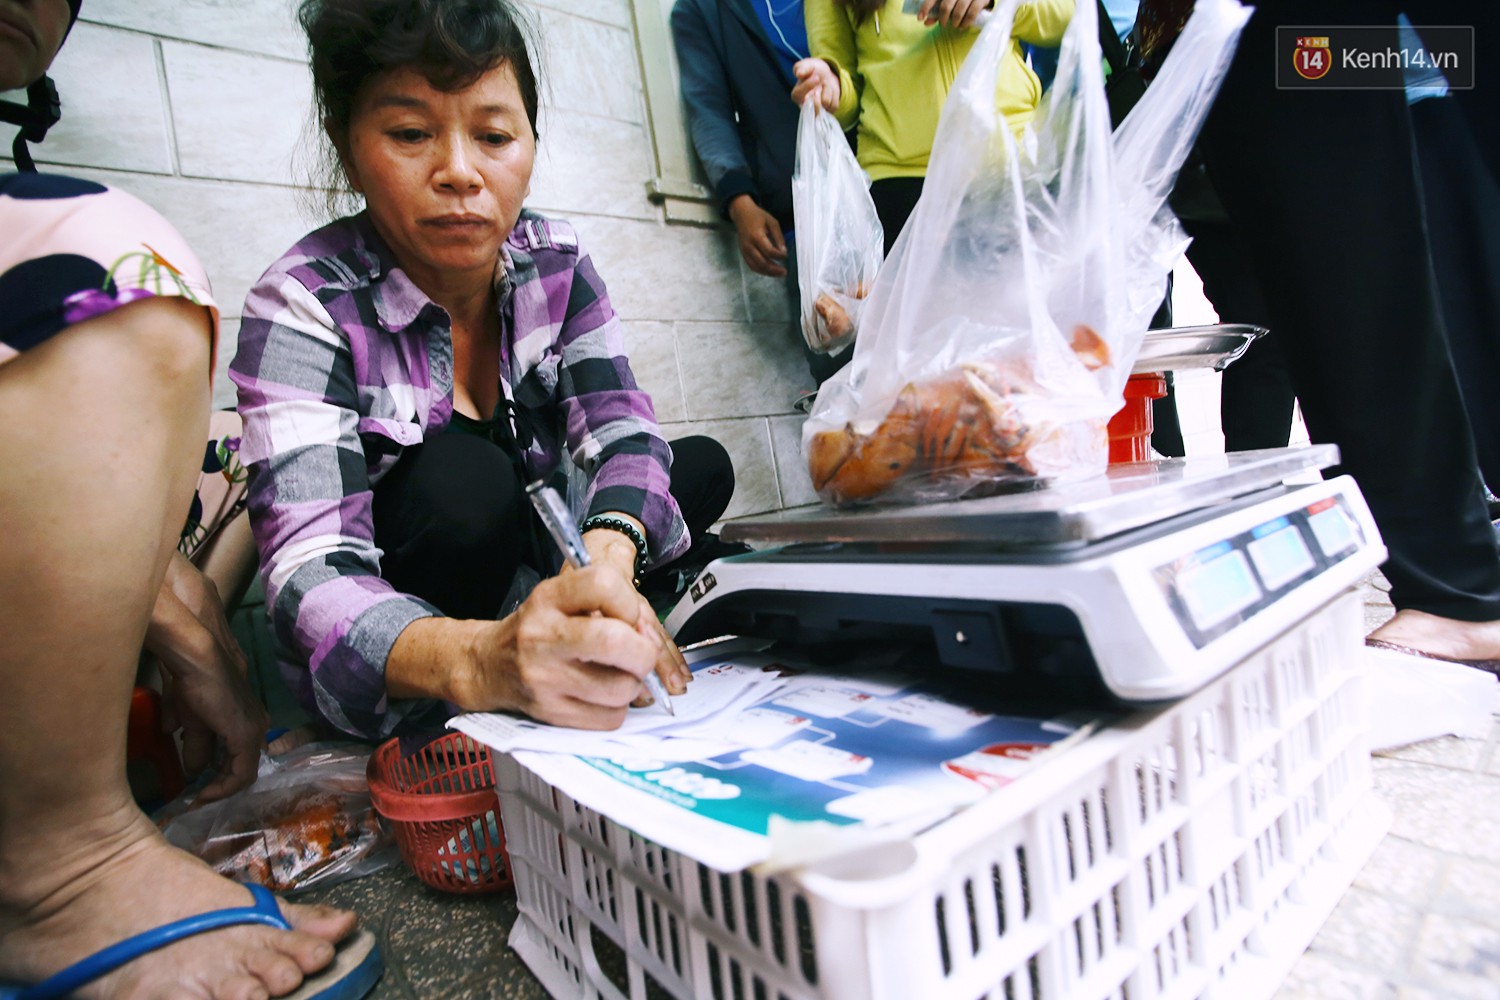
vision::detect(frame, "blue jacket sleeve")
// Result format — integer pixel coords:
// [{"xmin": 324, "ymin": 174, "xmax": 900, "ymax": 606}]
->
[{"xmin": 670, "ymin": 0, "xmax": 759, "ymax": 215}]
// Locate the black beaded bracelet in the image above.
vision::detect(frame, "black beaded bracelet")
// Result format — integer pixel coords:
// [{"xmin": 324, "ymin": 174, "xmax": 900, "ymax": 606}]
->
[{"xmin": 580, "ymin": 515, "xmax": 648, "ymax": 586}]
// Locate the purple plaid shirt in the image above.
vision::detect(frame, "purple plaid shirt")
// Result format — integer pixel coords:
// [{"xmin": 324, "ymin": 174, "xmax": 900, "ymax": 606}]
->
[{"xmin": 231, "ymin": 210, "xmax": 688, "ymax": 739}]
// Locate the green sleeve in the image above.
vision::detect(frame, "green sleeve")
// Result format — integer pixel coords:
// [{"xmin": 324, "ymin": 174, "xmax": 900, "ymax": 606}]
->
[
  {"xmin": 805, "ymin": 0, "xmax": 862, "ymax": 131},
  {"xmin": 1014, "ymin": 0, "xmax": 1075, "ymax": 47}
]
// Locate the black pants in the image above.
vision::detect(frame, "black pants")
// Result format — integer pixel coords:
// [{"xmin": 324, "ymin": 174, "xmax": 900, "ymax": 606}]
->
[
  {"xmin": 870, "ymin": 176, "xmax": 926, "ymax": 256},
  {"xmin": 1198, "ymin": 0, "xmax": 1500, "ymax": 619},
  {"xmin": 1412, "ymin": 96, "xmax": 1500, "ymax": 493},
  {"xmin": 1152, "ymin": 217, "xmax": 1296, "ymax": 457},
  {"xmin": 370, "ymin": 434, "xmax": 735, "ymax": 620}
]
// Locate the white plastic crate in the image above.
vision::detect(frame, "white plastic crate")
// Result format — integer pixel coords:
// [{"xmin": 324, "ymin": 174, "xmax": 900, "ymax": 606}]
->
[{"xmin": 493, "ymin": 590, "xmax": 1389, "ymax": 1000}]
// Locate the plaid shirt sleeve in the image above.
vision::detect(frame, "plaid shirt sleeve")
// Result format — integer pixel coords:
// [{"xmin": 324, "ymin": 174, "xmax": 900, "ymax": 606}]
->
[
  {"xmin": 230, "ymin": 271, "xmax": 440, "ymax": 740},
  {"xmin": 549, "ymin": 247, "xmax": 691, "ymax": 566}
]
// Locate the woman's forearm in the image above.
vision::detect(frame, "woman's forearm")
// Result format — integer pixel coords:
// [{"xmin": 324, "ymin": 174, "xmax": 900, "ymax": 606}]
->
[{"xmin": 385, "ymin": 615, "xmax": 513, "ymax": 708}]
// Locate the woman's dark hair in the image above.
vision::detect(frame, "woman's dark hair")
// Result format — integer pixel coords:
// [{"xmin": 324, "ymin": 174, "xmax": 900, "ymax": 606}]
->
[{"xmin": 298, "ymin": 0, "xmax": 542, "ymax": 215}]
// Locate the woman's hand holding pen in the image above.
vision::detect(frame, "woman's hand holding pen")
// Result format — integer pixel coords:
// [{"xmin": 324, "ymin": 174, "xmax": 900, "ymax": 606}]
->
[
  {"xmin": 507, "ymin": 565, "xmax": 669, "ymax": 728},
  {"xmin": 581, "ymin": 524, "xmax": 692, "ymax": 706},
  {"xmin": 387, "ymin": 489, "xmax": 690, "ymax": 727},
  {"xmin": 408, "ymin": 566, "xmax": 666, "ymax": 730}
]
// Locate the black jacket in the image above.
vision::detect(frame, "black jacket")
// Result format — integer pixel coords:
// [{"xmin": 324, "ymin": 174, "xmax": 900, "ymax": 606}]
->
[{"xmin": 670, "ymin": 0, "xmax": 802, "ymax": 229}]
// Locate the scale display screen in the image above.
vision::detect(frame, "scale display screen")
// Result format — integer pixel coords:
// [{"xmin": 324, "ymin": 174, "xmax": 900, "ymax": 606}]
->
[
  {"xmin": 1308, "ymin": 503, "xmax": 1357, "ymax": 556},
  {"xmin": 1155, "ymin": 494, "xmax": 1365, "ymax": 648},
  {"xmin": 1248, "ymin": 521, "xmax": 1317, "ymax": 591},
  {"xmin": 1177, "ymin": 548, "xmax": 1261, "ymax": 631}
]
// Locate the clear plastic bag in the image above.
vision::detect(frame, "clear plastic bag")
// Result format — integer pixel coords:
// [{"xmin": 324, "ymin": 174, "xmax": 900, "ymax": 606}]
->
[
  {"xmin": 803, "ymin": 0, "xmax": 1248, "ymax": 505},
  {"xmin": 158, "ymin": 742, "xmax": 399, "ymax": 894},
  {"xmin": 793, "ymin": 97, "xmax": 884, "ymax": 355}
]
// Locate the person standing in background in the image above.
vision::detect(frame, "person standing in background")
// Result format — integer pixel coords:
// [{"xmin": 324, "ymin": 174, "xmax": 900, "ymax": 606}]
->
[
  {"xmin": 672, "ymin": 0, "xmax": 847, "ymax": 390},
  {"xmin": 1177, "ymin": 0, "xmax": 1500, "ymax": 665},
  {"xmin": 793, "ymin": 0, "xmax": 1073, "ymax": 252},
  {"xmin": 1400, "ymin": 13, "xmax": 1500, "ymax": 517}
]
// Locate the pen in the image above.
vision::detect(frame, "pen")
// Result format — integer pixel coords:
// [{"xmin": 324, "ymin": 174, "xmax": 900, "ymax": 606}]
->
[{"xmin": 527, "ymin": 481, "xmax": 675, "ymax": 715}]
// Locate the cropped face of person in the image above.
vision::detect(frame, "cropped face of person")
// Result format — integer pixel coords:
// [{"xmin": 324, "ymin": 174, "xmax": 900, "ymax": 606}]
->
[
  {"xmin": 342, "ymin": 61, "xmax": 536, "ymax": 295},
  {"xmin": 0, "ymin": 0, "xmax": 73, "ymax": 91}
]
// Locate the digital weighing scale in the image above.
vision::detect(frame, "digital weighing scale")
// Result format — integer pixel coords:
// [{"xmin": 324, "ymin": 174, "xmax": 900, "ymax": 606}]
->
[{"xmin": 665, "ymin": 445, "xmax": 1386, "ymax": 702}]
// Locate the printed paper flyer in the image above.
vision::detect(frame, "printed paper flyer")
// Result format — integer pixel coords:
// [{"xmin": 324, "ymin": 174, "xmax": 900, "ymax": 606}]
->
[{"xmin": 495, "ymin": 648, "xmax": 1102, "ymax": 871}]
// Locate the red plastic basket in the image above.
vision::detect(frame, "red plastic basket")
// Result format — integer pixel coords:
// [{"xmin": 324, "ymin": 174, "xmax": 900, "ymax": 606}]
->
[{"xmin": 366, "ymin": 733, "xmax": 512, "ymax": 894}]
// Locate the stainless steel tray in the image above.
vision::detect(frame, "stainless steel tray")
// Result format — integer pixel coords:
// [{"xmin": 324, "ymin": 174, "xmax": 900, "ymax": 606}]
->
[
  {"xmin": 724, "ymin": 445, "xmax": 1339, "ymax": 547},
  {"xmin": 1132, "ymin": 323, "xmax": 1266, "ymax": 374}
]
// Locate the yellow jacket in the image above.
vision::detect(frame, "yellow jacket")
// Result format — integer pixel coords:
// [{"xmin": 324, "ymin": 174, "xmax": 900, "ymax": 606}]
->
[{"xmin": 807, "ymin": 0, "xmax": 1074, "ymax": 181}]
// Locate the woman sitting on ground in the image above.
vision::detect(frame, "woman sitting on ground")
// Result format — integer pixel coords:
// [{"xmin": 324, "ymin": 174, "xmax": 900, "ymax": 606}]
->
[
  {"xmin": 0, "ymin": 2, "xmax": 376, "ymax": 997},
  {"xmin": 232, "ymin": 0, "xmax": 736, "ymax": 741}
]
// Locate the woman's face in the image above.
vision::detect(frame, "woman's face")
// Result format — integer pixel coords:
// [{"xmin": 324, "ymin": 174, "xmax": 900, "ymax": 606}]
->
[
  {"xmin": 343, "ymin": 61, "xmax": 536, "ymax": 293},
  {"xmin": 0, "ymin": 0, "xmax": 73, "ymax": 91}
]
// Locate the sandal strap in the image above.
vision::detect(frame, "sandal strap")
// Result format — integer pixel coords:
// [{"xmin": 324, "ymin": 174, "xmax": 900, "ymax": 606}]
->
[{"xmin": 17, "ymin": 884, "xmax": 289, "ymax": 1000}]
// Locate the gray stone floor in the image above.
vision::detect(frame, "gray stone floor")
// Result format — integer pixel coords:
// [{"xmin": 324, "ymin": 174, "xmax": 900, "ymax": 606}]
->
[
  {"xmin": 295, "ymin": 574, "xmax": 1500, "ymax": 999},
  {"xmin": 1277, "ymin": 577, "xmax": 1500, "ymax": 1000}
]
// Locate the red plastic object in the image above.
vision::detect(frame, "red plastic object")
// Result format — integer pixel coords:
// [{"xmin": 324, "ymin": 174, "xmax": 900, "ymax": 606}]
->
[
  {"xmin": 1107, "ymin": 372, "xmax": 1168, "ymax": 464},
  {"xmin": 367, "ymin": 733, "xmax": 512, "ymax": 894},
  {"xmin": 127, "ymin": 686, "xmax": 185, "ymax": 802}
]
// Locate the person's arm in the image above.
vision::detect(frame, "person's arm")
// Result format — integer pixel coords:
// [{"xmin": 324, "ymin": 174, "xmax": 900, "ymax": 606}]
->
[
  {"xmin": 145, "ymin": 550, "xmax": 268, "ymax": 801},
  {"xmin": 1013, "ymin": 0, "xmax": 1074, "ymax": 46},
  {"xmin": 550, "ymin": 241, "xmax": 691, "ymax": 568},
  {"xmin": 671, "ymin": 0, "xmax": 790, "ymax": 276},
  {"xmin": 804, "ymin": 0, "xmax": 861, "ymax": 130},
  {"xmin": 232, "ymin": 272, "xmax": 444, "ymax": 740},
  {"xmin": 550, "ymin": 239, "xmax": 694, "ymax": 693},
  {"xmin": 670, "ymin": 0, "xmax": 758, "ymax": 217}
]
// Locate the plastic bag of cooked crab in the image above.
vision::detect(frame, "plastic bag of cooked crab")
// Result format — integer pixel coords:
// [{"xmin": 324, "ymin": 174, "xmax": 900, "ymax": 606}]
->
[
  {"xmin": 793, "ymin": 96, "xmax": 884, "ymax": 355},
  {"xmin": 157, "ymin": 742, "xmax": 399, "ymax": 894},
  {"xmin": 802, "ymin": 0, "xmax": 1249, "ymax": 506}
]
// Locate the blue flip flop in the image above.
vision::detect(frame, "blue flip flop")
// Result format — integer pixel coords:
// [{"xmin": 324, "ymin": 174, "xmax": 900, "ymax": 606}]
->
[{"xmin": 0, "ymin": 884, "xmax": 382, "ymax": 1000}]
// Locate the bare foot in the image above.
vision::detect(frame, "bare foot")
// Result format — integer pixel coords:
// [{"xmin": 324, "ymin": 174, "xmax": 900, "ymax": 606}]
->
[
  {"xmin": 1367, "ymin": 608, "xmax": 1500, "ymax": 663},
  {"xmin": 0, "ymin": 814, "xmax": 358, "ymax": 999}
]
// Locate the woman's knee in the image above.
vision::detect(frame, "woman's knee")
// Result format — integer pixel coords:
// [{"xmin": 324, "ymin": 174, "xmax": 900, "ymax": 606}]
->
[
  {"xmin": 111, "ymin": 296, "xmax": 216, "ymax": 390},
  {"xmin": 669, "ymin": 435, "xmax": 736, "ymax": 531},
  {"xmin": 7, "ymin": 295, "xmax": 213, "ymax": 400},
  {"xmin": 672, "ymin": 435, "xmax": 732, "ymax": 475}
]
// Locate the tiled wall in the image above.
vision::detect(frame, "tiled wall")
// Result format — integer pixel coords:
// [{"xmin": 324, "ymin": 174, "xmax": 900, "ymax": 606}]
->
[{"xmin": 2, "ymin": 0, "xmax": 815, "ymax": 519}]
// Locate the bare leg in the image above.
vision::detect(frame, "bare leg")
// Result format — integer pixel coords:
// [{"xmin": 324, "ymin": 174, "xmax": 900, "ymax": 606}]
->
[{"xmin": 0, "ymin": 298, "xmax": 354, "ymax": 998}]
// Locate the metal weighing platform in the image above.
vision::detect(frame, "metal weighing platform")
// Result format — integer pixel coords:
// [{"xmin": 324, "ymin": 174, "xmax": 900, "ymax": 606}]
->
[{"xmin": 666, "ymin": 445, "xmax": 1387, "ymax": 702}]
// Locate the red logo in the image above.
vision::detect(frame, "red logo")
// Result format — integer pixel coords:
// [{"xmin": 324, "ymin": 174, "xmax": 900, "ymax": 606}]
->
[
  {"xmin": 1293, "ymin": 36, "xmax": 1333, "ymax": 80},
  {"xmin": 942, "ymin": 742, "xmax": 1048, "ymax": 791}
]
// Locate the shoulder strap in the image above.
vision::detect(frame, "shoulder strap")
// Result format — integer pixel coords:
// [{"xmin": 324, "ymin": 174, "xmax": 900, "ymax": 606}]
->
[{"xmin": 1096, "ymin": 0, "xmax": 1131, "ymax": 75}]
